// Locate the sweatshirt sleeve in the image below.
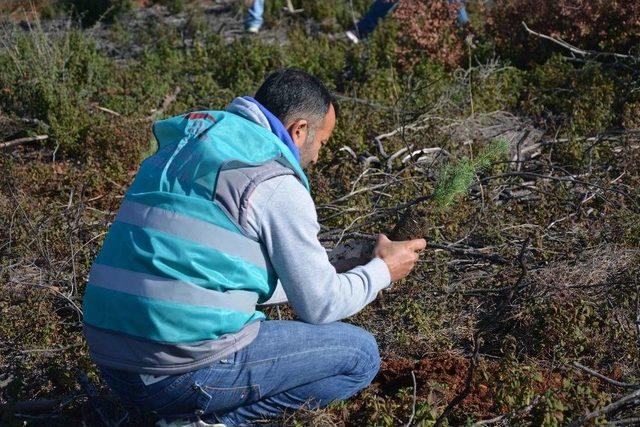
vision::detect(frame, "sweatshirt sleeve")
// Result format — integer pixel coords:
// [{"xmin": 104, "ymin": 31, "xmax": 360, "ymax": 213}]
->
[{"xmin": 245, "ymin": 174, "xmax": 391, "ymax": 324}]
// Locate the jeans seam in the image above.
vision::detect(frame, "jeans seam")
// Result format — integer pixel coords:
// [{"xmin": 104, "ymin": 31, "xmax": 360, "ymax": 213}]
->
[
  {"xmin": 202, "ymin": 383, "xmax": 262, "ymax": 399},
  {"xmin": 218, "ymin": 345, "xmax": 376, "ymax": 369}
]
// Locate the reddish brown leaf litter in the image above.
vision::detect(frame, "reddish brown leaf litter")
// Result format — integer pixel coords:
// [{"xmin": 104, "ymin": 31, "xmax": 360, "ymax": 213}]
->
[{"xmin": 377, "ymin": 353, "xmax": 497, "ymax": 418}]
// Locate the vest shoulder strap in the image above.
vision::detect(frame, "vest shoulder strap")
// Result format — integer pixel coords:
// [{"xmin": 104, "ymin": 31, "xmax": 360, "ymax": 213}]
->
[{"xmin": 214, "ymin": 159, "xmax": 297, "ymax": 234}]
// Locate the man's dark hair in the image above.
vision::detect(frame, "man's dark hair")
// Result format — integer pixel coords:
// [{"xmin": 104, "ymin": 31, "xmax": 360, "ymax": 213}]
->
[{"xmin": 255, "ymin": 68, "xmax": 338, "ymax": 127}]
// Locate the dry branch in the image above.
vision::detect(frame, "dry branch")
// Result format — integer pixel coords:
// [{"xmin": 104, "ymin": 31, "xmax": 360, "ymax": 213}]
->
[
  {"xmin": 94, "ymin": 105, "xmax": 121, "ymax": 117},
  {"xmin": 471, "ymin": 396, "xmax": 541, "ymax": 426},
  {"xmin": 429, "ymin": 242, "xmax": 508, "ymax": 265},
  {"xmin": 568, "ymin": 388, "xmax": 640, "ymax": 427},
  {"xmin": 405, "ymin": 371, "xmax": 418, "ymax": 427},
  {"xmin": 0, "ymin": 134, "xmax": 48, "ymax": 149},
  {"xmin": 0, "ymin": 393, "xmax": 78, "ymax": 415},
  {"xmin": 147, "ymin": 86, "xmax": 181, "ymax": 120},
  {"xmin": 571, "ymin": 362, "xmax": 640, "ymax": 389},
  {"xmin": 522, "ymin": 22, "xmax": 639, "ymax": 62}
]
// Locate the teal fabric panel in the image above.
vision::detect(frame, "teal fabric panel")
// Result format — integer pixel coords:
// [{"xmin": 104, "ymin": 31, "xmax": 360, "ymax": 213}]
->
[
  {"xmin": 144, "ymin": 112, "xmax": 310, "ymax": 197},
  {"xmin": 214, "ymin": 112, "xmax": 310, "ymax": 190},
  {"xmin": 83, "ymin": 285, "xmax": 265, "ymax": 343},
  {"xmin": 152, "ymin": 114, "xmax": 193, "ymax": 150},
  {"xmin": 96, "ymin": 221, "xmax": 275, "ymax": 297},
  {"xmin": 88, "ymin": 264, "xmax": 258, "ymax": 313}
]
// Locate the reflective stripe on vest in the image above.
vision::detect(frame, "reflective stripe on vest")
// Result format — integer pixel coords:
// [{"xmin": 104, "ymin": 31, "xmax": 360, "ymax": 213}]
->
[{"xmin": 116, "ymin": 200, "xmax": 271, "ymax": 271}]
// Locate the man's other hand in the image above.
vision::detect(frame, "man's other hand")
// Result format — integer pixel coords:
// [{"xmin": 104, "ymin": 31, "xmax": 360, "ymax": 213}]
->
[{"xmin": 373, "ymin": 234, "xmax": 426, "ymax": 281}]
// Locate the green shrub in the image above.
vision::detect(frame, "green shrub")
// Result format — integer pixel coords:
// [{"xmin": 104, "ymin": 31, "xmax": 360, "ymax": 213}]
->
[
  {"xmin": 0, "ymin": 22, "xmax": 117, "ymax": 154},
  {"xmin": 521, "ymin": 55, "xmax": 617, "ymax": 165}
]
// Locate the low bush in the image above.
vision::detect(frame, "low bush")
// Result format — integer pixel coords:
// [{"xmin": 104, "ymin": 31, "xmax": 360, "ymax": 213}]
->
[
  {"xmin": 0, "ymin": 22, "xmax": 117, "ymax": 154},
  {"xmin": 486, "ymin": 0, "xmax": 640, "ymax": 66},
  {"xmin": 393, "ymin": 0, "xmax": 466, "ymax": 68}
]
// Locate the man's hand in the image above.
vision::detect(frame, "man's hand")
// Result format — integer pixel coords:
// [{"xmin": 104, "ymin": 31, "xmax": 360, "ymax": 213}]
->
[{"xmin": 373, "ymin": 234, "xmax": 426, "ymax": 281}]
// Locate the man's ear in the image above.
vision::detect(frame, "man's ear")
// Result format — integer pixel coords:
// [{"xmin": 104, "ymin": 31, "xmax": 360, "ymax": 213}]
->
[{"xmin": 287, "ymin": 119, "xmax": 309, "ymax": 149}]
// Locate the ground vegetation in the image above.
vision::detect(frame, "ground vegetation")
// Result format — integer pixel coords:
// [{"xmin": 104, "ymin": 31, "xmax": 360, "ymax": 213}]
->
[{"xmin": 0, "ymin": 1, "xmax": 639, "ymax": 425}]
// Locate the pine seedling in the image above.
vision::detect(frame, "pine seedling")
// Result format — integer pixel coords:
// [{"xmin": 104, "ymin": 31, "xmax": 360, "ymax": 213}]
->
[
  {"xmin": 391, "ymin": 139, "xmax": 509, "ymax": 240},
  {"xmin": 431, "ymin": 138, "xmax": 509, "ymax": 211}
]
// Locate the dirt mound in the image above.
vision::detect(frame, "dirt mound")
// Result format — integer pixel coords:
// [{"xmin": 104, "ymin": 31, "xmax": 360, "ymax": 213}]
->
[{"xmin": 377, "ymin": 353, "xmax": 496, "ymax": 418}]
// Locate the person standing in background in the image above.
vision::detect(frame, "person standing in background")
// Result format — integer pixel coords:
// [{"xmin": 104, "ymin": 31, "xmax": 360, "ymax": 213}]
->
[{"xmin": 244, "ymin": 0, "xmax": 264, "ymax": 33}]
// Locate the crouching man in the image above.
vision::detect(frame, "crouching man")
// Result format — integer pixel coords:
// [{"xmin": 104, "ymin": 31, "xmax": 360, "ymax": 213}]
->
[{"xmin": 82, "ymin": 68, "xmax": 425, "ymax": 426}]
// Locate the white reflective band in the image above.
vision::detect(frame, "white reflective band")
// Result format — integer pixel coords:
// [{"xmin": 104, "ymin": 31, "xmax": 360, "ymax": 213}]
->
[{"xmin": 89, "ymin": 264, "xmax": 258, "ymax": 313}]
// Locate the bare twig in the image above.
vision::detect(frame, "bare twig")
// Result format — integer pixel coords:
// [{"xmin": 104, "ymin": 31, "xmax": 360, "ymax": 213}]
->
[
  {"xmin": 147, "ymin": 86, "xmax": 181, "ymax": 120},
  {"xmin": 94, "ymin": 105, "xmax": 122, "ymax": 117},
  {"xmin": 481, "ymin": 172, "xmax": 637, "ymax": 208},
  {"xmin": 338, "ymin": 146, "xmax": 357, "ymax": 159},
  {"xmin": 0, "ymin": 393, "xmax": 78, "ymax": 414},
  {"xmin": 571, "ymin": 362, "xmax": 640, "ymax": 389},
  {"xmin": 405, "ymin": 371, "xmax": 418, "ymax": 427},
  {"xmin": 568, "ymin": 388, "xmax": 640, "ymax": 427},
  {"xmin": 0, "ymin": 134, "xmax": 48, "ymax": 149},
  {"xmin": 608, "ymin": 417, "xmax": 640, "ymax": 426},
  {"xmin": 522, "ymin": 22, "xmax": 639, "ymax": 62},
  {"xmin": 20, "ymin": 343, "xmax": 82, "ymax": 355},
  {"xmin": 283, "ymin": 0, "xmax": 303, "ymax": 14},
  {"xmin": 471, "ymin": 396, "xmax": 541, "ymax": 426},
  {"xmin": 429, "ymin": 242, "xmax": 508, "ymax": 265}
]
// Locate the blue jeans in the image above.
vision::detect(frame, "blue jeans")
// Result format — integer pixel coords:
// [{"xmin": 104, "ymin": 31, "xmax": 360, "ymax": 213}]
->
[
  {"xmin": 98, "ymin": 321, "xmax": 380, "ymax": 426},
  {"xmin": 244, "ymin": 0, "xmax": 264, "ymax": 30},
  {"xmin": 356, "ymin": 0, "xmax": 469, "ymax": 38}
]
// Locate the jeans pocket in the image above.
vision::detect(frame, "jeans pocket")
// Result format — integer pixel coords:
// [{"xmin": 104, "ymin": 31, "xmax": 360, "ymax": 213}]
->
[
  {"xmin": 201, "ymin": 384, "xmax": 261, "ymax": 413},
  {"xmin": 146, "ymin": 383, "xmax": 199, "ymax": 417}
]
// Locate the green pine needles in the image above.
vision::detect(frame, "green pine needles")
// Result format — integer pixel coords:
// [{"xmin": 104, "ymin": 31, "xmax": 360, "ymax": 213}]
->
[{"xmin": 431, "ymin": 139, "xmax": 509, "ymax": 211}]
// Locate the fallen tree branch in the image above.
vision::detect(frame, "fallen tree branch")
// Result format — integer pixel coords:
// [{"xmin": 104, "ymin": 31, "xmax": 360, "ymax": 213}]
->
[
  {"xmin": 471, "ymin": 396, "xmax": 541, "ymax": 426},
  {"xmin": 429, "ymin": 242, "xmax": 508, "ymax": 265},
  {"xmin": 94, "ymin": 105, "xmax": 122, "ymax": 117},
  {"xmin": 481, "ymin": 172, "xmax": 637, "ymax": 208},
  {"xmin": 568, "ymin": 388, "xmax": 640, "ymax": 427},
  {"xmin": 405, "ymin": 371, "xmax": 418, "ymax": 427},
  {"xmin": 522, "ymin": 22, "xmax": 639, "ymax": 63},
  {"xmin": 571, "ymin": 362, "xmax": 640, "ymax": 390},
  {"xmin": 0, "ymin": 134, "xmax": 48, "ymax": 149},
  {"xmin": 0, "ymin": 393, "xmax": 78, "ymax": 414}
]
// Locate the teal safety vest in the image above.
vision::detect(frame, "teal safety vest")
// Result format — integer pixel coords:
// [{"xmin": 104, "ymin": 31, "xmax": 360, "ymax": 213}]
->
[{"xmin": 83, "ymin": 111, "xmax": 309, "ymax": 344}]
